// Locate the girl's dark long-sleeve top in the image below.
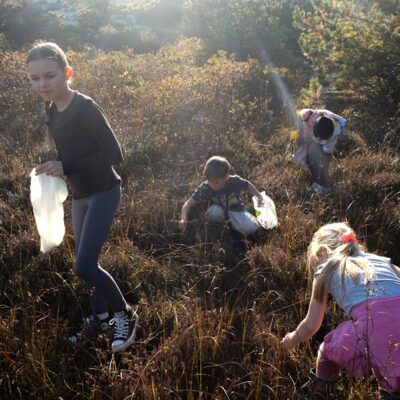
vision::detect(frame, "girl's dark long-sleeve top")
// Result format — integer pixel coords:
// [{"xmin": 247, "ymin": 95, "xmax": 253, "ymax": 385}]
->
[{"xmin": 47, "ymin": 91, "xmax": 123, "ymax": 199}]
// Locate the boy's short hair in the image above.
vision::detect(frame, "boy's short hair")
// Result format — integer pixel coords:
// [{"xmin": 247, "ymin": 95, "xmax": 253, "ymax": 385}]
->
[
  {"xmin": 313, "ymin": 117, "xmax": 334, "ymax": 140},
  {"xmin": 204, "ymin": 156, "xmax": 231, "ymax": 179}
]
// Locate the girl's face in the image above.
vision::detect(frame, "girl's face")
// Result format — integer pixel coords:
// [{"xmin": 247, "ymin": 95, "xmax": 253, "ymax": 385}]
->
[{"xmin": 27, "ymin": 59, "xmax": 70, "ymax": 102}]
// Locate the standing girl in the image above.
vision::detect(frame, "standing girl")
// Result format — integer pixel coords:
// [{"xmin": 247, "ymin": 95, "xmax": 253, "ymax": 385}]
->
[
  {"xmin": 27, "ymin": 42, "xmax": 138, "ymax": 352},
  {"xmin": 280, "ymin": 222, "xmax": 400, "ymax": 399}
]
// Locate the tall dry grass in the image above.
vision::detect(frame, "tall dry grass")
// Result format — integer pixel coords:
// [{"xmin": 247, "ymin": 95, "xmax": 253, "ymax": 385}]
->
[{"xmin": 0, "ymin": 38, "xmax": 399, "ymax": 399}]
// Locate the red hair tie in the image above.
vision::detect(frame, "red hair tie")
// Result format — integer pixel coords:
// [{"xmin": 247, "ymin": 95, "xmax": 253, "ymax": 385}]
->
[{"xmin": 341, "ymin": 232, "xmax": 358, "ymax": 244}]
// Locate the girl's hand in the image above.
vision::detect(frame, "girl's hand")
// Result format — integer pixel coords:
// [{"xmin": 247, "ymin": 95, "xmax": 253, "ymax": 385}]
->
[
  {"xmin": 35, "ymin": 161, "xmax": 64, "ymax": 177},
  {"xmin": 280, "ymin": 331, "xmax": 297, "ymax": 350}
]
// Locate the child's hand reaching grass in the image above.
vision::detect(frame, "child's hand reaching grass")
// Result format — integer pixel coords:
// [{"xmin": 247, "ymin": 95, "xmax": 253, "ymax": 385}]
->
[{"xmin": 280, "ymin": 331, "xmax": 296, "ymax": 350}]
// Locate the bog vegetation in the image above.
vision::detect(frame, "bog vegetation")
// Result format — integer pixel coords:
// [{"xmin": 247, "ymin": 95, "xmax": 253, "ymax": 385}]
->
[{"xmin": 0, "ymin": 0, "xmax": 399, "ymax": 399}]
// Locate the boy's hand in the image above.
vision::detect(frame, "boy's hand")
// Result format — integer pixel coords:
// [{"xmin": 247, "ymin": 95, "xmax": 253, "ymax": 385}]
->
[
  {"xmin": 280, "ymin": 331, "xmax": 296, "ymax": 350},
  {"xmin": 35, "ymin": 161, "xmax": 64, "ymax": 177},
  {"xmin": 179, "ymin": 218, "xmax": 188, "ymax": 232},
  {"xmin": 257, "ymin": 196, "xmax": 265, "ymax": 207}
]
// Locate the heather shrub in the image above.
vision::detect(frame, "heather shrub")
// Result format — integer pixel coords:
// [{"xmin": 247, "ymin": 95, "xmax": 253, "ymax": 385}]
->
[{"xmin": 0, "ymin": 37, "xmax": 397, "ymax": 399}]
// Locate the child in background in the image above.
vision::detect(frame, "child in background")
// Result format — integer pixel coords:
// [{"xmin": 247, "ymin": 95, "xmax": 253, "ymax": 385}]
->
[
  {"xmin": 280, "ymin": 222, "xmax": 400, "ymax": 399},
  {"xmin": 292, "ymin": 109, "xmax": 346, "ymax": 196},
  {"xmin": 27, "ymin": 42, "xmax": 138, "ymax": 352},
  {"xmin": 180, "ymin": 156, "xmax": 264, "ymax": 237}
]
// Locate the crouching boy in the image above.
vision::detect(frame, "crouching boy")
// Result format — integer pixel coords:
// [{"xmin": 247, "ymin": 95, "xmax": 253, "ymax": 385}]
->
[{"xmin": 179, "ymin": 156, "xmax": 264, "ymax": 236}]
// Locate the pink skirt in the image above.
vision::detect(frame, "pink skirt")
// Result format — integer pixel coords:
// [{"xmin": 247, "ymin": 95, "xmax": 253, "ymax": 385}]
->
[{"xmin": 318, "ymin": 296, "xmax": 400, "ymax": 392}]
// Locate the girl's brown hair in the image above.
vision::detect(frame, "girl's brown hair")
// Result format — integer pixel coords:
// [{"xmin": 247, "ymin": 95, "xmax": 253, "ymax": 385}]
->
[
  {"xmin": 27, "ymin": 42, "xmax": 70, "ymax": 145},
  {"xmin": 26, "ymin": 41, "xmax": 69, "ymax": 69}
]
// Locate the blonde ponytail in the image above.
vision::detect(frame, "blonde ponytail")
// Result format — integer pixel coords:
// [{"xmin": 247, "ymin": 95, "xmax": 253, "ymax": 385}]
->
[{"xmin": 307, "ymin": 223, "xmax": 372, "ymax": 303}]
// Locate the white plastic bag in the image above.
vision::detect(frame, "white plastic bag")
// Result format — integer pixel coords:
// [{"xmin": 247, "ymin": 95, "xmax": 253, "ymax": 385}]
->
[
  {"xmin": 252, "ymin": 191, "xmax": 278, "ymax": 230},
  {"xmin": 30, "ymin": 169, "xmax": 68, "ymax": 253}
]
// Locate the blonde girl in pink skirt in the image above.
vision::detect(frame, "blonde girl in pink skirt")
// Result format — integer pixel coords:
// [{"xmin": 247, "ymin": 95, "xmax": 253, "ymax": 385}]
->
[{"xmin": 280, "ymin": 222, "xmax": 400, "ymax": 399}]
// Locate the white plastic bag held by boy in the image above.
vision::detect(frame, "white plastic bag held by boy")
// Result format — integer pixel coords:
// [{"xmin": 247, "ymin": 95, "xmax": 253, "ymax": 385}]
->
[
  {"xmin": 30, "ymin": 169, "xmax": 68, "ymax": 253},
  {"xmin": 252, "ymin": 191, "xmax": 278, "ymax": 230}
]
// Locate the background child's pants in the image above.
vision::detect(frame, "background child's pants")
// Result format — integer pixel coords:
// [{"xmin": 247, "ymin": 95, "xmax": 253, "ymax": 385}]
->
[
  {"xmin": 307, "ymin": 140, "xmax": 331, "ymax": 187},
  {"xmin": 205, "ymin": 204, "xmax": 259, "ymax": 236},
  {"xmin": 72, "ymin": 184, "xmax": 127, "ymax": 315}
]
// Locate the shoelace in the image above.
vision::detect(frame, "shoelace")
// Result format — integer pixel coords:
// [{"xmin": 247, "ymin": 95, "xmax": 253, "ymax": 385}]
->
[{"xmin": 109, "ymin": 315, "xmax": 129, "ymax": 340}]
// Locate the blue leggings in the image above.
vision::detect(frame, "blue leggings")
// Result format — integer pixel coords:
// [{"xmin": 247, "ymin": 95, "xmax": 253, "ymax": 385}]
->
[{"xmin": 72, "ymin": 184, "xmax": 127, "ymax": 315}]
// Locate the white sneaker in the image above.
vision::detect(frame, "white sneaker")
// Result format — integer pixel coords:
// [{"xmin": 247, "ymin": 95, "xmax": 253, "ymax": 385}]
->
[{"xmin": 110, "ymin": 308, "xmax": 139, "ymax": 352}]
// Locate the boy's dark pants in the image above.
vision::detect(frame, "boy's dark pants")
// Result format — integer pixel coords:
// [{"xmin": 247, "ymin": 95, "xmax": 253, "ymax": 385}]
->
[{"xmin": 307, "ymin": 140, "xmax": 331, "ymax": 187}]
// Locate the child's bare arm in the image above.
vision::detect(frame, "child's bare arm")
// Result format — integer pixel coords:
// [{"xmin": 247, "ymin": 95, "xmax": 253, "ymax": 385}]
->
[
  {"xmin": 391, "ymin": 264, "xmax": 400, "ymax": 279},
  {"xmin": 180, "ymin": 197, "xmax": 197, "ymax": 232},
  {"xmin": 280, "ymin": 279, "xmax": 327, "ymax": 350}
]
